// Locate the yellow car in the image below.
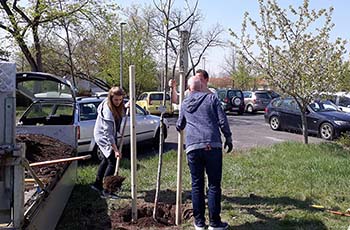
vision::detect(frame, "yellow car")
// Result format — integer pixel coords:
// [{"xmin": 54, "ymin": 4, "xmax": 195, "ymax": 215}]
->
[{"xmin": 136, "ymin": 91, "xmax": 173, "ymax": 116}]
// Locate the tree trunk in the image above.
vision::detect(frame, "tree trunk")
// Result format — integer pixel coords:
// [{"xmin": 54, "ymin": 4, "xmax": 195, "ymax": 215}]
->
[
  {"xmin": 17, "ymin": 37, "xmax": 38, "ymax": 71},
  {"xmin": 301, "ymin": 110, "xmax": 309, "ymax": 144},
  {"xmin": 32, "ymin": 24, "xmax": 43, "ymax": 71}
]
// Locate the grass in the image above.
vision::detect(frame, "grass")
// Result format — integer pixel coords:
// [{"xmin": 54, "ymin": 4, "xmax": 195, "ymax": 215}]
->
[{"xmin": 57, "ymin": 142, "xmax": 350, "ymax": 229}]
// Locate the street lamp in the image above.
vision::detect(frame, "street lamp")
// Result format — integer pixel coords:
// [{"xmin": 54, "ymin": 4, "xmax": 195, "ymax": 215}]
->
[{"xmin": 120, "ymin": 22, "xmax": 126, "ymax": 90}]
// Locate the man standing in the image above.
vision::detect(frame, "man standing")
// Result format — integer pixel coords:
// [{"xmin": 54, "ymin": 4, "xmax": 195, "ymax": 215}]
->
[
  {"xmin": 176, "ymin": 76, "xmax": 233, "ymax": 230},
  {"xmin": 170, "ymin": 69, "xmax": 214, "ymax": 103}
]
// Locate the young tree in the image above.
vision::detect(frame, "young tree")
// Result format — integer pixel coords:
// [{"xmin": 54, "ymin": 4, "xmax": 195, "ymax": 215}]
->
[
  {"xmin": 231, "ymin": 0, "xmax": 347, "ymax": 143},
  {"xmin": 0, "ymin": 0, "xmax": 90, "ymax": 72}
]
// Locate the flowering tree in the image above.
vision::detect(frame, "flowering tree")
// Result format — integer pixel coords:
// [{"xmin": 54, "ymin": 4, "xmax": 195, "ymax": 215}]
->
[{"xmin": 231, "ymin": 0, "xmax": 347, "ymax": 143}]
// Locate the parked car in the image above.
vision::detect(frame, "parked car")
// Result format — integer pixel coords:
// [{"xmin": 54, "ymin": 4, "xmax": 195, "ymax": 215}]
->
[
  {"xmin": 77, "ymin": 96, "xmax": 169, "ymax": 156},
  {"xmin": 16, "ymin": 72, "xmax": 78, "ymax": 128},
  {"xmin": 322, "ymin": 92, "xmax": 350, "ymax": 113},
  {"xmin": 264, "ymin": 97, "xmax": 350, "ymax": 140},
  {"xmin": 136, "ymin": 91, "xmax": 173, "ymax": 116},
  {"xmin": 266, "ymin": 90, "xmax": 281, "ymax": 99},
  {"xmin": 216, "ymin": 88, "xmax": 245, "ymax": 114},
  {"xmin": 243, "ymin": 90, "xmax": 273, "ymax": 113}
]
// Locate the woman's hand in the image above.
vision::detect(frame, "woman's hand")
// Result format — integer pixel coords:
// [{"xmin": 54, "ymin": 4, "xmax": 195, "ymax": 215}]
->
[{"xmin": 112, "ymin": 143, "xmax": 122, "ymax": 158}]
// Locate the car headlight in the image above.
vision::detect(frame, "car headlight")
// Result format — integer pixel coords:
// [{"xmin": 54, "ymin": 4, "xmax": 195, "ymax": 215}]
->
[{"xmin": 334, "ymin": 120, "xmax": 348, "ymax": 126}]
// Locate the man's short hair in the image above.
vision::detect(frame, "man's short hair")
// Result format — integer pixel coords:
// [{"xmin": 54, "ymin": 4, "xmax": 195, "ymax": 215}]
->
[{"xmin": 196, "ymin": 69, "xmax": 209, "ymax": 80}]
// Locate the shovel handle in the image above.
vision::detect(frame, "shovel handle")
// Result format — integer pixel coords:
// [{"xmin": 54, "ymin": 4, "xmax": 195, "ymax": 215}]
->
[
  {"xmin": 29, "ymin": 155, "xmax": 91, "ymax": 167},
  {"xmin": 114, "ymin": 108, "xmax": 129, "ymax": 176}
]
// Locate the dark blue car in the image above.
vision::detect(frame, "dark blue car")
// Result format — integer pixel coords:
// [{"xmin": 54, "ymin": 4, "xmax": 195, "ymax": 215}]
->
[{"xmin": 264, "ymin": 98, "xmax": 350, "ymax": 140}]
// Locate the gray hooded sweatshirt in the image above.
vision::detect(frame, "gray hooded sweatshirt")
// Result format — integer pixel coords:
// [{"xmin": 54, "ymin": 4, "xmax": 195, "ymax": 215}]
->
[
  {"xmin": 176, "ymin": 91, "xmax": 232, "ymax": 153},
  {"xmin": 93, "ymin": 98, "xmax": 121, "ymax": 158}
]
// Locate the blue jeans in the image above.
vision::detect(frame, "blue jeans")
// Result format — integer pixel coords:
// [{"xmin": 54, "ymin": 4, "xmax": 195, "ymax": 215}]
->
[{"xmin": 187, "ymin": 148, "xmax": 223, "ymax": 226}]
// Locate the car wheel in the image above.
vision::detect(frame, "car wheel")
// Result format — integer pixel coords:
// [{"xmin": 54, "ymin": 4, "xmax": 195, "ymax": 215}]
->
[
  {"xmin": 270, "ymin": 116, "xmax": 281, "ymax": 130},
  {"xmin": 246, "ymin": 105, "xmax": 254, "ymax": 113},
  {"xmin": 91, "ymin": 145, "xmax": 100, "ymax": 161},
  {"xmin": 96, "ymin": 147, "xmax": 104, "ymax": 161},
  {"xmin": 319, "ymin": 122, "xmax": 334, "ymax": 140}
]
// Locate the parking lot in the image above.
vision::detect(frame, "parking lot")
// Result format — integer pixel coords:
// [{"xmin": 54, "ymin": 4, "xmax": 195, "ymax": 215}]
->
[{"xmin": 165, "ymin": 112, "xmax": 323, "ymax": 151}]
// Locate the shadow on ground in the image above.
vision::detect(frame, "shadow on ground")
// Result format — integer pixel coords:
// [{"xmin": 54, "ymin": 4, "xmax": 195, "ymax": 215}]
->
[
  {"xmin": 222, "ymin": 194, "xmax": 327, "ymax": 230},
  {"xmin": 56, "ymin": 184, "xmax": 111, "ymax": 230}
]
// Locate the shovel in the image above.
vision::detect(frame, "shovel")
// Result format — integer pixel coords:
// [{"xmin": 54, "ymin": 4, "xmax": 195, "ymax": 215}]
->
[
  {"xmin": 114, "ymin": 108, "xmax": 129, "ymax": 176},
  {"xmin": 103, "ymin": 109, "xmax": 129, "ymax": 193},
  {"xmin": 29, "ymin": 155, "xmax": 91, "ymax": 167}
]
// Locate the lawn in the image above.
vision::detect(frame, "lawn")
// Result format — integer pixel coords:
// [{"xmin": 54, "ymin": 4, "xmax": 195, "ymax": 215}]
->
[{"xmin": 57, "ymin": 141, "xmax": 350, "ymax": 229}]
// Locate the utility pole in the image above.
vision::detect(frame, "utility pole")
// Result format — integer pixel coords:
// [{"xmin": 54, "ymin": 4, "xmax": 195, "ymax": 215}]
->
[{"xmin": 120, "ymin": 22, "xmax": 126, "ymax": 90}]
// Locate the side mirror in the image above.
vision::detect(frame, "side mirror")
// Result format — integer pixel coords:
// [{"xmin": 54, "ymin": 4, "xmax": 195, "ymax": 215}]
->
[{"xmin": 145, "ymin": 110, "xmax": 150, "ymax": 115}]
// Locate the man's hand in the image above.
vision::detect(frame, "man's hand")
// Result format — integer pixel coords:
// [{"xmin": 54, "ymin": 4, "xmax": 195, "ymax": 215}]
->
[
  {"xmin": 114, "ymin": 149, "xmax": 122, "ymax": 159},
  {"xmin": 224, "ymin": 141, "xmax": 233, "ymax": 153},
  {"xmin": 169, "ymin": 79, "xmax": 177, "ymax": 89}
]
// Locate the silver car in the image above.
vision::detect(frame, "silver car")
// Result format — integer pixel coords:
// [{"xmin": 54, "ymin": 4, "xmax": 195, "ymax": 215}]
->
[
  {"xmin": 77, "ymin": 96, "xmax": 169, "ymax": 156},
  {"xmin": 243, "ymin": 90, "xmax": 273, "ymax": 113}
]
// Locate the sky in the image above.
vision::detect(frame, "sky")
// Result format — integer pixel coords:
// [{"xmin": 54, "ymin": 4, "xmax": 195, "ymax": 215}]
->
[{"xmin": 116, "ymin": 0, "xmax": 350, "ymax": 76}]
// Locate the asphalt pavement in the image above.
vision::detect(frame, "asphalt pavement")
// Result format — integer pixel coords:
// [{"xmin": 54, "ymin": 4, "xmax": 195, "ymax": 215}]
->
[{"xmin": 164, "ymin": 112, "xmax": 323, "ymax": 151}]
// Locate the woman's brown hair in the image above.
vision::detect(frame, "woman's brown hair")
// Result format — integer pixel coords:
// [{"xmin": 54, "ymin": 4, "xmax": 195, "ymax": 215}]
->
[{"xmin": 107, "ymin": 86, "xmax": 125, "ymax": 121}]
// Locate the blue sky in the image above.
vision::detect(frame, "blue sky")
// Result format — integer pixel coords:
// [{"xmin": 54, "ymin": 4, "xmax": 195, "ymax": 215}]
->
[{"xmin": 118, "ymin": 0, "xmax": 349, "ymax": 76}]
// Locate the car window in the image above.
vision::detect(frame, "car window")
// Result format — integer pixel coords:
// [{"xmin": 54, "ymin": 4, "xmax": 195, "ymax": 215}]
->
[
  {"xmin": 80, "ymin": 102, "xmax": 98, "ymax": 121},
  {"xmin": 217, "ymin": 91, "xmax": 225, "ymax": 100},
  {"xmin": 280, "ymin": 99, "xmax": 296, "ymax": 110},
  {"xmin": 227, "ymin": 90, "xmax": 242, "ymax": 98},
  {"xmin": 136, "ymin": 106, "xmax": 144, "ymax": 115},
  {"xmin": 255, "ymin": 92, "xmax": 271, "ymax": 99},
  {"xmin": 150, "ymin": 93, "xmax": 170, "ymax": 100},
  {"xmin": 310, "ymin": 100, "xmax": 337, "ymax": 112},
  {"xmin": 269, "ymin": 91, "xmax": 280, "ymax": 98},
  {"xmin": 26, "ymin": 104, "xmax": 52, "ymax": 118},
  {"xmin": 20, "ymin": 102, "xmax": 74, "ymax": 125},
  {"xmin": 243, "ymin": 92, "xmax": 252, "ymax": 98},
  {"xmin": 55, "ymin": 104, "xmax": 74, "ymax": 116},
  {"xmin": 138, "ymin": 93, "xmax": 147, "ymax": 100},
  {"xmin": 271, "ymin": 98, "xmax": 282, "ymax": 107},
  {"xmin": 338, "ymin": 96, "xmax": 350, "ymax": 107}
]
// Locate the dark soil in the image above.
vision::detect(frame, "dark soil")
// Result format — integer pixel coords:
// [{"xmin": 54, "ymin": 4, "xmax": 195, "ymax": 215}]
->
[
  {"xmin": 16, "ymin": 133, "xmax": 74, "ymax": 188},
  {"xmin": 103, "ymin": 175, "xmax": 126, "ymax": 193},
  {"xmin": 17, "ymin": 134, "xmax": 193, "ymax": 229},
  {"xmin": 110, "ymin": 202, "xmax": 193, "ymax": 229}
]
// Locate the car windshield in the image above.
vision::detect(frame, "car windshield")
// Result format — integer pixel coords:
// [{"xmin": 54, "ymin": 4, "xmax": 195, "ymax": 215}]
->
[
  {"xmin": 309, "ymin": 100, "xmax": 338, "ymax": 112},
  {"xmin": 255, "ymin": 92, "xmax": 271, "ymax": 99},
  {"xmin": 227, "ymin": 90, "xmax": 242, "ymax": 98}
]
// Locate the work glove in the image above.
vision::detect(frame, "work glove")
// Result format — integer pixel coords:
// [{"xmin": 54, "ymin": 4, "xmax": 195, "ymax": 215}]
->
[{"xmin": 224, "ymin": 141, "xmax": 233, "ymax": 153}]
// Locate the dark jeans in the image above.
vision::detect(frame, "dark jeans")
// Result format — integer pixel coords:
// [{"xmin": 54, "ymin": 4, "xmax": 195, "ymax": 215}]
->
[
  {"xmin": 187, "ymin": 148, "xmax": 223, "ymax": 226},
  {"xmin": 96, "ymin": 150, "xmax": 116, "ymax": 182}
]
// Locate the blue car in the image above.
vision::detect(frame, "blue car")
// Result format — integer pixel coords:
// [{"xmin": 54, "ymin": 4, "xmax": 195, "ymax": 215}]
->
[{"xmin": 264, "ymin": 98, "xmax": 350, "ymax": 140}]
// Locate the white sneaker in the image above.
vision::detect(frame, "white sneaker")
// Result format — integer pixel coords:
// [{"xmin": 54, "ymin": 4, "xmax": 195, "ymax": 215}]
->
[
  {"xmin": 194, "ymin": 223, "xmax": 206, "ymax": 230},
  {"xmin": 208, "ymin": 222, "xmax": 229, "ymax": 230}
]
